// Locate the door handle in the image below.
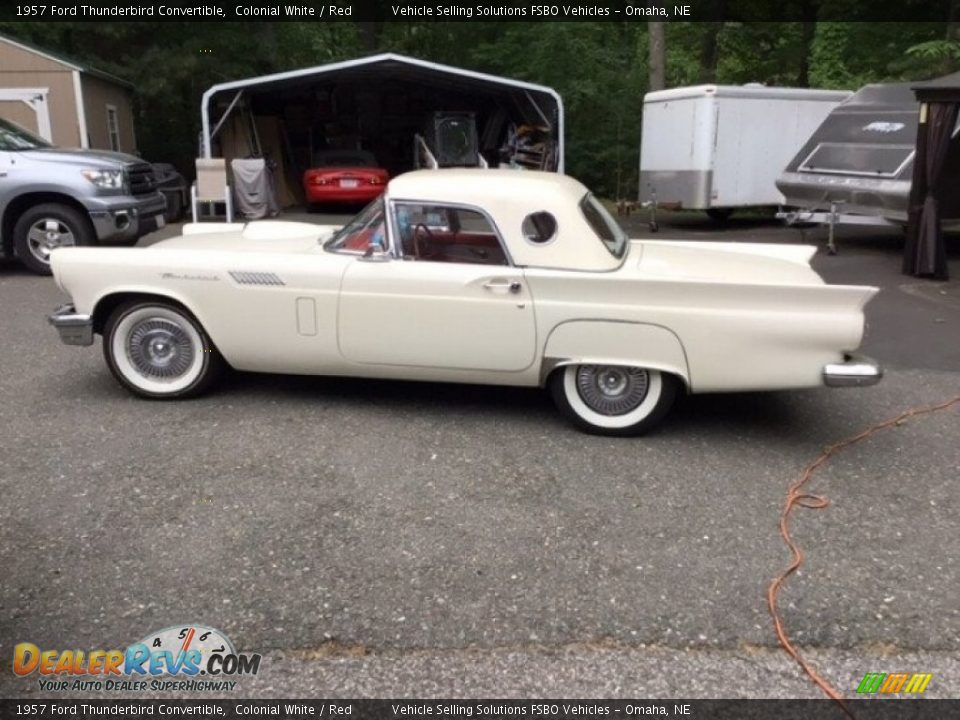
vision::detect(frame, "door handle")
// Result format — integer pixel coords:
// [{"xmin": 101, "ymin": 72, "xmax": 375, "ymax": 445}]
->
[{"xmin": 483, "ymin": 280, "xmax": 521, "ymax": 294}]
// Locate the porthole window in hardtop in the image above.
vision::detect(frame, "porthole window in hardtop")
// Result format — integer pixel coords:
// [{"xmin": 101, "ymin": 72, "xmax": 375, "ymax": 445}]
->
[
  {"xmin": 522, "ymin": 211, "xmax": 558, "ymax": 244},
  {"xmin": 393, "ymin": 203, "xmax": 508, "ymax": 265}
]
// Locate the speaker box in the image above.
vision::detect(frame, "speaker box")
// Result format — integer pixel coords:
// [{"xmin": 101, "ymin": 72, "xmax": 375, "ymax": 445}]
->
[{"xmin": 424, "ymin": 112, "xmax": 478, "ymax": 167}]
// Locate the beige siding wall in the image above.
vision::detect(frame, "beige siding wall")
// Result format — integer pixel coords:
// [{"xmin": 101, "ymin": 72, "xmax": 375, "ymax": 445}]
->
[
  {"xmin": 81, "ymin": 75, "xmax": 136, "ymax": 153},
  {"xmin": 0, "ymin": 41, "xmax": 82, "ymax": 146},
  {"xmin": 0, "ymin": 99, "xmax": 40, "ymax": 134},
  {"xmin": 0, "ymin": 38, "xmax": 68, "ymax": 72}
]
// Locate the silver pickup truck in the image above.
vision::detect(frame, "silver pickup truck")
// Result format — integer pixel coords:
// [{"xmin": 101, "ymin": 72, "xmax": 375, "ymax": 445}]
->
[{"xmin": 0, "ymin": 117, "xmax": 166, "ymax": 274}]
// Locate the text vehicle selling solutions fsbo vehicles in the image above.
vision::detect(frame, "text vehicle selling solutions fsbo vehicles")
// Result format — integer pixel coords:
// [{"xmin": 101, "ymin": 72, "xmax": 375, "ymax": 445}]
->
[{"xmin": 49, "ymin": 169, "xmax": 881, "ymax": 435}]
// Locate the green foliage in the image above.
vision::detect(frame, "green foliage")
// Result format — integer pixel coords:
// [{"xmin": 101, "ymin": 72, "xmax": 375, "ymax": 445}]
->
[
  {"xmin": 808, "ymin": 22, "xmax": 947, "ymax": 89},
  {"xmin": 463, "ymin": 22, "xmax": 645, "ymax": 194},
  {"xmin": 1, "ymin": 19, "xmax": 957, "ymax": 198},
  {"xmin": 904, "ymin": 39, "xmax": 960, "ymax": 77}
]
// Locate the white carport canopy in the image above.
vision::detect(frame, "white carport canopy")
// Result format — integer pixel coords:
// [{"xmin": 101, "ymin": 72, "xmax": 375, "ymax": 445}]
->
[{"xmin": 200, "ymin": 52, "xmax": 564, "ymax": 172}]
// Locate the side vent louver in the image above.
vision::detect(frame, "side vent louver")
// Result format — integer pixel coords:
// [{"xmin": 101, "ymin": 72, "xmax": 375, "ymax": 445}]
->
[{"xmin": 229, "ymin": 271, "xmax": 285, "ymax": 286}]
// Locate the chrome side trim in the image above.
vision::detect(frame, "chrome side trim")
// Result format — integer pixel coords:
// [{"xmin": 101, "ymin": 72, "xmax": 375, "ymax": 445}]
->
[
  {"xmin": 823, "ymin": 354, "xmax": 883, "ymax": 388},
  {"xmin": 48, "ymin": 303, "xmax": 94, "ymax": 346}
]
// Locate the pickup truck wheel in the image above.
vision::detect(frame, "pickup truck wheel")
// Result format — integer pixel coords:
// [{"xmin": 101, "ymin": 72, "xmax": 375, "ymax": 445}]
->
[
  {"xmin": 103, "ymin": 301, "xmax": 223, "ymax": 399},
  {"xmin": 549, "ymin": 364, "xmax": 678, "ymax": 436},
  {"xmin": 13, "ymin": 203, "xmax": 94, "ymax": 275}
]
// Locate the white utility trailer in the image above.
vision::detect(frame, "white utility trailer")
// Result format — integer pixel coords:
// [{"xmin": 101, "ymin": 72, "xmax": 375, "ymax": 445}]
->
[{"xmin": 638, "ymin": 84, "xmax": 851, "ymax": 228}]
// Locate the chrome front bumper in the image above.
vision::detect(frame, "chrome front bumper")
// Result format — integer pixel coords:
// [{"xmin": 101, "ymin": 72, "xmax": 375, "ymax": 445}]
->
[
  {"xmin": 823, "ymin": 354, "xmax": 883, "ymax": 388},
  {"xmin": 48, "ymin": 304, "xmax": 94, "ymax": 346}
]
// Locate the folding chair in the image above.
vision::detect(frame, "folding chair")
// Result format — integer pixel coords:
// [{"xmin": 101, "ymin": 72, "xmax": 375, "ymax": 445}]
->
[{"xmin": 190, "ymin": 158, "xmax": 234, "ymax": 223}]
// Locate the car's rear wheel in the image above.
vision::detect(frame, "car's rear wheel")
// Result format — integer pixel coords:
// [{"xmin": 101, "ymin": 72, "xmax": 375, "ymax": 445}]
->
[
  {"xmin": 549, "ymin": 364, "xmax": 678, "ymax": 436},
  {"xmin": 13, "ymin": 203, "xmax": 95, "ymax": 275},
  {"xmin": 103, "ymin": 300, "xmax": 223, "ymax": 398}
]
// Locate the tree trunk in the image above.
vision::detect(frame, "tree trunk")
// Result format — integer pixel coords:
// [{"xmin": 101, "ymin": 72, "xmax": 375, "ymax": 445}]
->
[
  {"xmin": 795, "ymin": 0, "xmax": 818, "ymax": 87},
  {"xmin": 648, "ymin": 22, "xmax": 666, "ymax": 91},
  {"xmin": 357, "ymin": 22, "xmax": 382, "ymax": 52},
  {"xmin": 796, "ymin": 21, "xmax": 816, "ymax": 87},
  {"xmin": 698, "ymin": 23, "xmax": 723, "ymax": 84}
]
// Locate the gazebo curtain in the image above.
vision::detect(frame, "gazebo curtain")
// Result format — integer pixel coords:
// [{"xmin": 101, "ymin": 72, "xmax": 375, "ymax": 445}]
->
[{"xmin": 903, "ymin": 101, "xmax": 958, "ymax": 280}]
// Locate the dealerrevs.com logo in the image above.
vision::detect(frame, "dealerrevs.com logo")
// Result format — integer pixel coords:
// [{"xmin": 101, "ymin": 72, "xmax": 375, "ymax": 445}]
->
[
  {"xmin": 856, "ymin": 672, "xmax": 933, "ymax": 695},
  {"xmin": 13, "ymin": 624, "xmax": 261, "ymax": 693}
]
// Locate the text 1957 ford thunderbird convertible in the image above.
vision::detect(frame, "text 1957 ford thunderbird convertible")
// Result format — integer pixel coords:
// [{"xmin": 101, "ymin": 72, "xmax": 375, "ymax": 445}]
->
[{"xmin": 48, "ymin": 169, "xmax": 882, "ymax": 435}]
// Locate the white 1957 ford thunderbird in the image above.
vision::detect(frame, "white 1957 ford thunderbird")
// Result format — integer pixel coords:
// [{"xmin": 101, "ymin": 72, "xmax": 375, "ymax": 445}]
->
[{"xmin": 49, "ymin": 169, "xmax": 881, "ymax": 435}]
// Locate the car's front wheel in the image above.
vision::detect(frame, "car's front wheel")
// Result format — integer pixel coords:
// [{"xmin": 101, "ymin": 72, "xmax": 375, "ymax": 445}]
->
[
  {"xmin": 549, "ymin": 364, "xmax": 679, "ymax": 436},
  {"xmin": 103, "ymin": 300, "xmax": 223, "ymax": 398}
]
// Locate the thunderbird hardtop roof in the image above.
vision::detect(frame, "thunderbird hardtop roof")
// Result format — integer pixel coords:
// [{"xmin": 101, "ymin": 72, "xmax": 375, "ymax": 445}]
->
[
  {"xmin": 384, "ymin": 169, "xmax": 623, "ymax": 272},
  {"xmin": 387, "ymin": 168, "xmax": 587, "ymax": 204}
]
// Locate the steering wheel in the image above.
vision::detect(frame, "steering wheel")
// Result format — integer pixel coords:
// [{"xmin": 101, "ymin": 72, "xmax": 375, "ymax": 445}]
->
[{"xmin": 413, "ymin": 224, "xmax": 437, "ymax": 259}]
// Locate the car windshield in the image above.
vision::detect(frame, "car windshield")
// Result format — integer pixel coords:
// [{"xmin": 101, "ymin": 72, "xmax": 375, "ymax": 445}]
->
[
  {"xmin": 313, "ymin": 150, "xmax": 377, "ymax": 167},
  {"xmin": 323, "ymin": 199, "xmax": 387, "ymax": 253},
  {"xmin": 0, "ymin": 117, "xmax": 52, "ymax": 151},
  {"xmin": 580, "ymin": 193, "xmax": 628, "ymax": 259}
]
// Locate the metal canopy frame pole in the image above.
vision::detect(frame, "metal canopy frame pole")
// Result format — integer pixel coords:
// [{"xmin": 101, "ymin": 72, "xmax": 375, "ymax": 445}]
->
[
  {"xmin": 524, "ymin": 90, "xmax": 564, "ymax": 173},
  {"xmin": 202, "ymin": 90, "xmax": 244, "ymax": 159},
  {"xmin": 524, "ymin": 90, "xmax": 551, "ymax": 130}
]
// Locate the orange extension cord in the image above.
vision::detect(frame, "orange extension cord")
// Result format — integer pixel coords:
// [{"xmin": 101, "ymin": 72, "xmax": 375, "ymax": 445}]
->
[{"xmin": 766, "ymin": 394, "xmax": 960, "ymax": 718}]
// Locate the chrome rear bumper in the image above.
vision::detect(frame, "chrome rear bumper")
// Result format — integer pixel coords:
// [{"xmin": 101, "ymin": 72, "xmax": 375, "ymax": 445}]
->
[
  {"xmin": 48, "ymin": 304, "xmax": 94, "ymax": 346},
  {"xmin": 823, "ymin": 354, "xmax": 883, "ymax": 388}
]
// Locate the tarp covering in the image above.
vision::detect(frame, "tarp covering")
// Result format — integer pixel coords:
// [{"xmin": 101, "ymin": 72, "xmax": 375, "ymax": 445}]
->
[{"xmin": 230, "ymin": 158, "xmax": 279, "ymax": 220}]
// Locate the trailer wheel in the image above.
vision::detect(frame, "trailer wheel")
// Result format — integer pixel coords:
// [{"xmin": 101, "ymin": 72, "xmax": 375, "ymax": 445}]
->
[{"xmin": 706, "ymin": 208, "xmax": 733, "ymax": 223}]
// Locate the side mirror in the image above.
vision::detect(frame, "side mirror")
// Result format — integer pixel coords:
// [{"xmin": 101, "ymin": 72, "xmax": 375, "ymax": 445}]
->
[{"xmin": 360, "ymin": 244, "xmax": 391, "ymax": 262}]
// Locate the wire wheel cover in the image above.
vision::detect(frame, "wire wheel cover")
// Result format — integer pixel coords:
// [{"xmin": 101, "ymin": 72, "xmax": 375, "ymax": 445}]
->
[
  {"xmin": 575, "ymin": 365, "xmax": 650, "ymax": 416},
  {"xmin": 126, "ymin": 318, "xmax": 195, "ymax": 379}
]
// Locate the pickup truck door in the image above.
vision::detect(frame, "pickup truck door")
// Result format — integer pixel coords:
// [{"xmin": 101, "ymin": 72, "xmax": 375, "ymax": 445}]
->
[{"xmin": 337, "ymin": 257, "xmax": 536, "ymax": 372}]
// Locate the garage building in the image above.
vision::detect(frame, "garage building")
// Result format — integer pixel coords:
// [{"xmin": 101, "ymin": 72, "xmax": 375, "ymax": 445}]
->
[{"xmin": 0, "ymin": 32, "xmax": 137, "ymax": 153}]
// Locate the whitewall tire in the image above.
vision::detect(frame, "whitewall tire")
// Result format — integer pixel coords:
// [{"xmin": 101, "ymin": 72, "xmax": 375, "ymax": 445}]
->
[
  {"xmin": 103, "ymin": 301, "xmax": 223, "ymax": 398},
  {"xmin": 549, "ymin": 364, "xmax": 678, "ymax": 436}
]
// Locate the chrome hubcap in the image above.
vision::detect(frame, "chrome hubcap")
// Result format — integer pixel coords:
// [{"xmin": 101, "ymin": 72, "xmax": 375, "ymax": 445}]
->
[
  {"xmin": 127, "ymin": 318, "xmax": 194, "ymax": 379},
  {"xmin": 576, "ymin": 365, "xmax": 649, "ymax": 416},
  {"xmin": 27, "ymin": 219, "xmax": 75, "ymax": 261}
]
